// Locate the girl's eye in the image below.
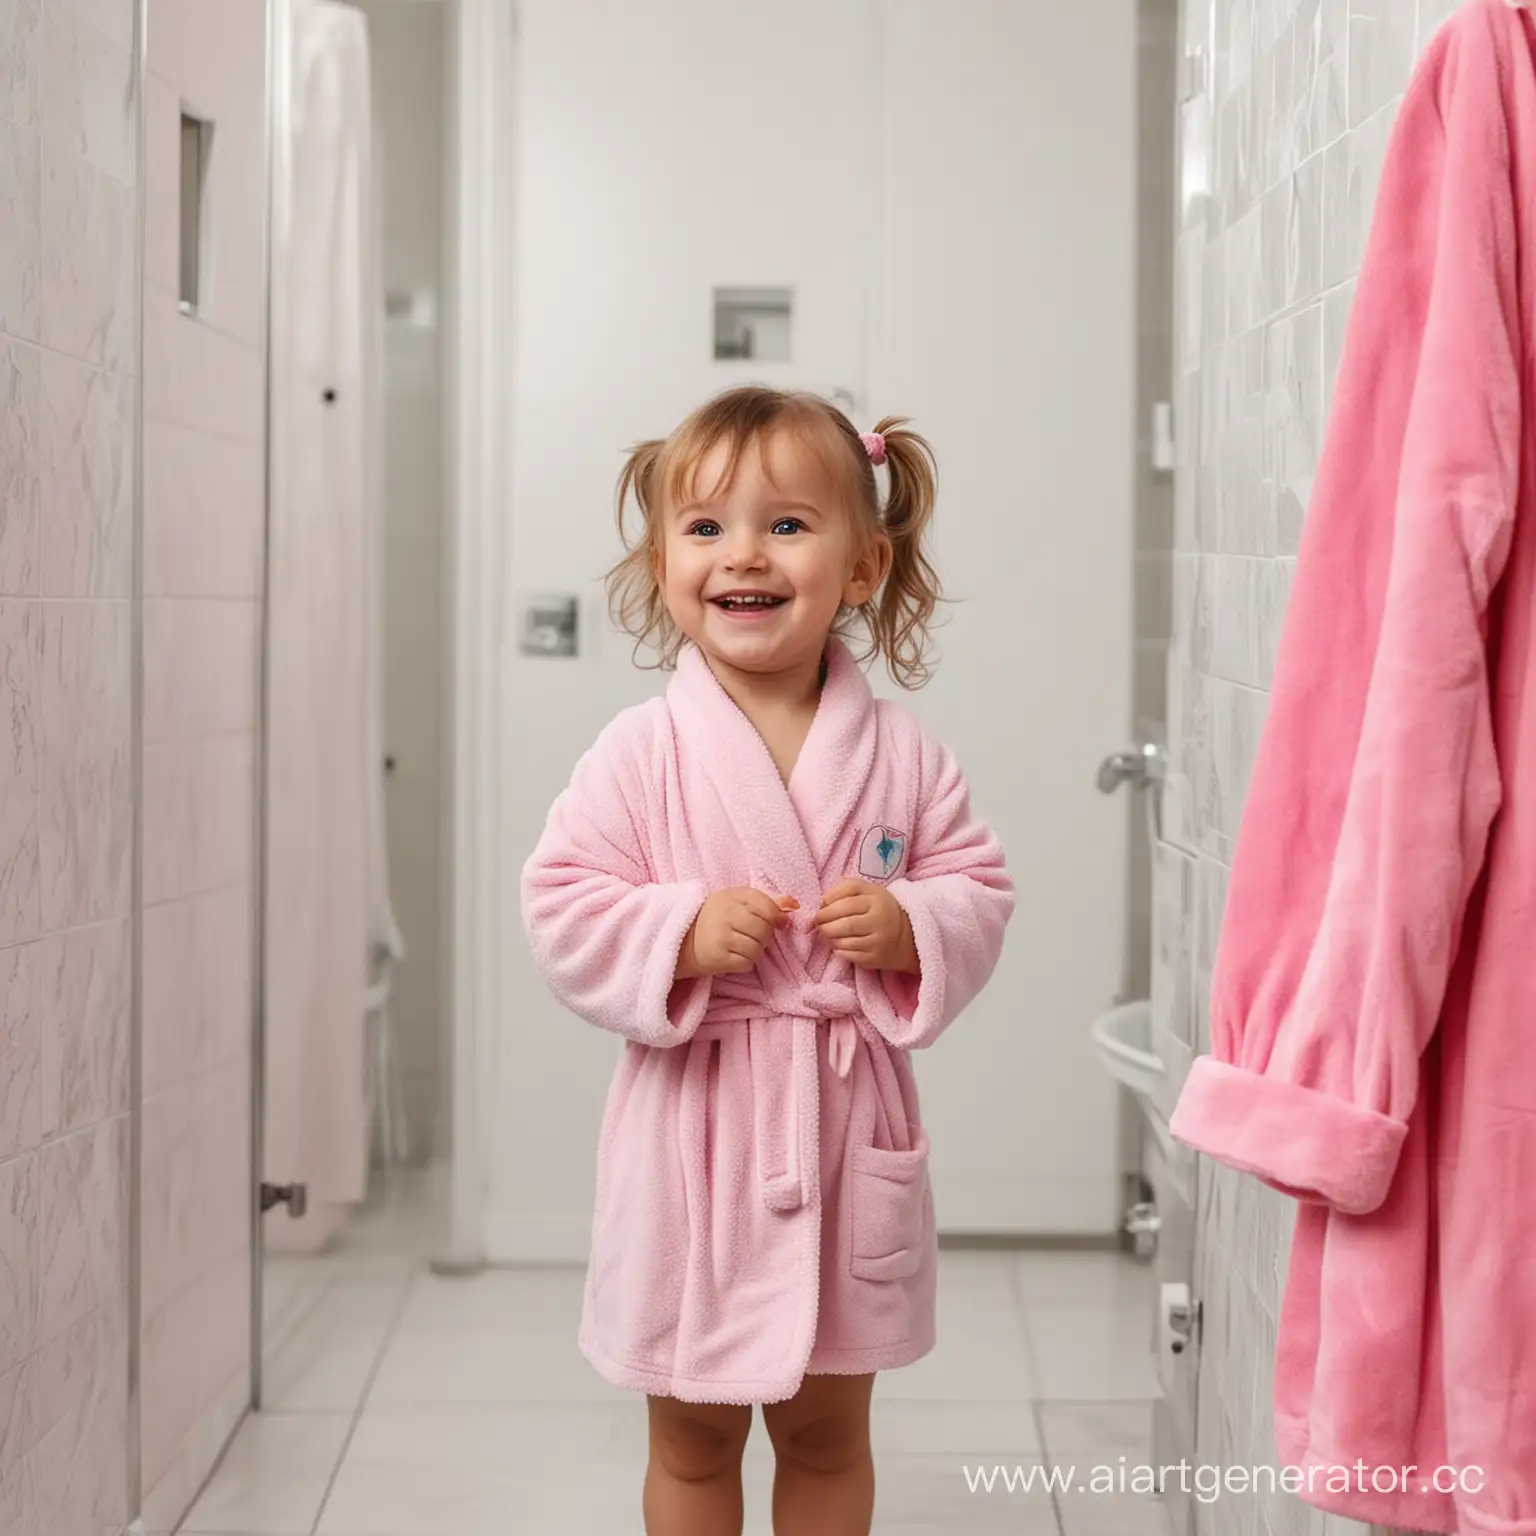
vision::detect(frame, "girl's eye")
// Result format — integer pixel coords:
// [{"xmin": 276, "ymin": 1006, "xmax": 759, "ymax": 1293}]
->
[
  {"xmin": 687, "ymin": 521, "xmax": 721, "ymax": 538},
  {"xmin": 771, "ymin": 518, "xmax": 805, "ymax": 536}
]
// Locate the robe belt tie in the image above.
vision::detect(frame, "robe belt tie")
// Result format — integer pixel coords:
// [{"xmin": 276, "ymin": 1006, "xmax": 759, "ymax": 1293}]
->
[{"xmin": 695, "ymin": 975, "xmax": 865, "ymax": 1213}]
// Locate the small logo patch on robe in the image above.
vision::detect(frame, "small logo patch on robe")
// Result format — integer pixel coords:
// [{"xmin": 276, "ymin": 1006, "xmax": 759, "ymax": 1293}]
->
[{"xmin": 857, "ymin": 825, "xmax": 909, "ymax": 882}]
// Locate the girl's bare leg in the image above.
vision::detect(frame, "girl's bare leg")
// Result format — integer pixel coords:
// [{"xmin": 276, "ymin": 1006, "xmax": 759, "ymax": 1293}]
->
[
  {"xmin": 761, "ymin": 1372, "xmax": 876, "ymax": 1536},
  {"xmin": 644, "ymin": 1394, "xmax": 753, "ymax": 1536}
]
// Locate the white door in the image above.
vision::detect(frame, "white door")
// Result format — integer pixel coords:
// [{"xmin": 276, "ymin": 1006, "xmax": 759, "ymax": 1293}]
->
[
  {"xmin": 495, "ymin": 0, "xmax": 889, "ymax": 1260},
  {"xmin": 492, "ymin": 0, "xmax": 1137, "ymax": 1255},
  {"xmin": 870, "ymin": 1, "xmax": 1138, "ymax": 1234}
]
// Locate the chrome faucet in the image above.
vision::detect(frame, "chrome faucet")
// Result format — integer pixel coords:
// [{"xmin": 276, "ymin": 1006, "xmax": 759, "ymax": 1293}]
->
[{"xmin": 1096, "ymin": 742, "xmax": 1166, "ymax": 795}]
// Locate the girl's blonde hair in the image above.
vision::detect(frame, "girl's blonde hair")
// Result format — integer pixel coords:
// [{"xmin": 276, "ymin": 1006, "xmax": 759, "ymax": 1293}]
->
[{"xmin": 605, "ymin": 386, "xmax": 941, "ymax": 689}]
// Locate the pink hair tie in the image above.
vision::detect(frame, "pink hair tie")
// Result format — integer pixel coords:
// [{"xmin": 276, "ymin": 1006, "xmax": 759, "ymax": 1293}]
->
[{"xmin": 860, "ymin": 431, "xmax": 886, "ymax": 466}]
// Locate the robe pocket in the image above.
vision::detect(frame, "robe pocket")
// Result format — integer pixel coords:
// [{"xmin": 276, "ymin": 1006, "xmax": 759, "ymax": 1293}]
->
[{"xmin": 849, "ymin": 1129, "xmax": 930, "ymax": 1282}]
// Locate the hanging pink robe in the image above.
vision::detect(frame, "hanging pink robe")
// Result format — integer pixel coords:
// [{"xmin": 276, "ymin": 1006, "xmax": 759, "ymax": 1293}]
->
[
  {"xmin": 521, "ymin": 639, "xmax": 1013, "ymax": 1404},
  {"xmin": 1169, "ymin": 3, "xmax": 1536, "ymax": 1530}
]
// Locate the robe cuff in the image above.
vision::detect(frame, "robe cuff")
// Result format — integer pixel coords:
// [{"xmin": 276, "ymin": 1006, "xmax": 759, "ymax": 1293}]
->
[
  {"xmin": 643, "ymin": 881, "xmax": 713, "ymax": 1044},
  {"xmin": 1169, "ymin": 1057, "xmax": 1407, "ymax": 1215}
]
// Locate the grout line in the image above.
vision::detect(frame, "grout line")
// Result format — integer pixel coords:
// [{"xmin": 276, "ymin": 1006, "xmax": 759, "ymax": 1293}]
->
[
  {"xmin": 0, "ymin": 331, "xmax": 140, "ymax": 381},
  {"xmin": 306, "ymin": 1261, "xmax": 420, "ymax": 1536}
]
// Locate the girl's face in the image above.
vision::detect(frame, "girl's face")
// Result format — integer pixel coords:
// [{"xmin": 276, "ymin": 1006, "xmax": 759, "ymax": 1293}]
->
[{"xmin": 656, "ymin": 430, "xmax": 888, "ymax": 681}]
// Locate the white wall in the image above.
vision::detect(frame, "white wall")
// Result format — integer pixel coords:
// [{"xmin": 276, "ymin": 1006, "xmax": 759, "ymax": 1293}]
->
[{"xmin": 493, "ymin": 0, "xmax": 1136, "ymax": 1256}]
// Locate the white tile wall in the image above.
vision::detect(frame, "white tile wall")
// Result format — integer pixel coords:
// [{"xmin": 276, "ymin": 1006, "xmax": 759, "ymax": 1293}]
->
[
  {"xmin": 0, "ymin": 2, "xmax": 136, "ymax": 1531},
  {"xmin": 1159, "ymin": 1, "xmax": 1460, "ymax": 1533}
]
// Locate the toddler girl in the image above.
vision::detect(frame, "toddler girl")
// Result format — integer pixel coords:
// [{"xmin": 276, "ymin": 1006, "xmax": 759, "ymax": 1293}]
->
[{"xmin": 521, "ymin": 386, "xmax": 1013, "ymax": 1535}]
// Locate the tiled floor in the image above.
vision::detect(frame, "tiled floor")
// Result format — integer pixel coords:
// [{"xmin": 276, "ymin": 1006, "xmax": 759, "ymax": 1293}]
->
[{"xmin": 184, "ymin": 1183, "xmax": 1170, "ymax": 1535}]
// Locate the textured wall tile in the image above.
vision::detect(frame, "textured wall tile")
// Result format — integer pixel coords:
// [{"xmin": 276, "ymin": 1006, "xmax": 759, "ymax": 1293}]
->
[
  {"xmin": 1210, "ymin": 679, "xmax": 1268, "ymax": 847},
  {"xmin": 1287, "ymin": 153, "xmax": 1324, "ymax": 306},
  {"xmin": 0, "ymin": 1153, "xmax": 39, "ymax": 1377},
  {"xmin": 0, "ymin": 946, "xmax": 40, "ymax": 1163},
  {"xmin": 1225, "ymin": 205, "xmax": 1264, "ymax": 337},
  {"xmin": 55, "ymin": 0, "xmax": 135, "ymax": 53},
  {"xmin": 1322, "ymin": 277, "xmax": 1355, "ymax": 424},
  {"xmin": 142, "ymin": 600, "xmax": 259, "ymax": 743},
  {"xmin": 38, "ymin": 601, "xmax": 131, "ymax": 931},
  {"xmin": 1217, "ymin": 331, "xmax": 1271, "ymax": 557},
  {"xmin": 1347, "ymin": 0, "xmax": 1416, "ymax": 127},
  {"xmin": 141, "ymin": 887, "xmax": 251, "ymax": 1097},
  {"xmin": 0, "ymin": 0, "xmax": 43, "ymax": 130},
  {"xmin": 0, "ymin": 600, "xmax": 41, "ymax": 947},
  {"xmin": 38, "ymin": 920, "xmax": 129, "ymax": 1140},
  {"xmin": 139, "ymin": 1248, "xmax": 249, "ymax": 1496},
  {"xmin": 141, "ymin": 734, "xmax": 255, "ymax": 904},
  {"xmin": 1195, "ymin": 853, "xmax": 1229, "ymax": 984},
  {"xmin": 1265, "ymin": 303, "xmax": 1322, "ymax": 556},
  {"xmin": 1325, "ymin": 99, "xmax": 1399, "ymax": 288},
  {"xmin": 38, "ymin": 144, "xmax": 134, "ymax": 373},
  {"xmin": 26, "ymin": 1300, "xmax": 129, "ymax": 1535},
  {"xmin": 0, "ymin": 339, "xmax": 40, "ymax": 597},
  {"xmin": 1258, "ymin": 558, "xmax": 1294, "ymax": 685},
  {"xmin": 1313, "ymin": 0, "xmax": 1348, "ymax": 145},
  {"xmin": 40, "ymin": 7, "xmax": 134, "ymax": 185},
  {"xmin": 142, "ymin": 71, "xmax": 178, "ymax": 296},
  {"xmin": 36, "ymin": 1114, "xmax": 126, "ymax": 1344},
  {"xmin": 142, "ymin": 418, "xmax": 265, "ymax": 599},
  {"xmin": 139, "ymin": 1077, "xmax": 196, "ymax": 1319},
  {"xmin": 147, "ymin": 296, "xmax": 266, "ymax": 444},
  {"xmin": 0, "ymin": 122, "xmax": 41, "ymax": 342},
  {"xmin": 1179, "ymin": 228, "xmax": 1207, "ymax": 363},
  {"xmin": 40, "ymin": 352, "xmax": 133, "ymax": 598},
  {"xmin": 1213, "ymin": 556, "xmax": 1266, "ymax": 686},
  {"xmin": 1418, "ymin": 0, "xmax": 1465, "ymax": 46},
  {"xmin": 1176, "ymin": 371, "xmax": 1201, "ymax": 551}
]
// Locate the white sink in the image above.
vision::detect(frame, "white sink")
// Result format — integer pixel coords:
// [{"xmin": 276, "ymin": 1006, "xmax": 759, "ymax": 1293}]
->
[{"xmin": 1090, "ymin": 999, "xmax": 1166, "ymax": 1108}]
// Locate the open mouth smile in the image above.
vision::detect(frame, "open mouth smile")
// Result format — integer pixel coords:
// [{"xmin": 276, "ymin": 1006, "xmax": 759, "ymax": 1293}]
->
[{"xmin": 710, "ymin": 593, "xmax": 789, "ymax": 614}]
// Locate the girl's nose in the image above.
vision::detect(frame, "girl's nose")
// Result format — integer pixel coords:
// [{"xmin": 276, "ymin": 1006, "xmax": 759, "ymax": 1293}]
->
[{"xmin": 722, "ymin": 534, "xmax": 766, "ymax": 570}]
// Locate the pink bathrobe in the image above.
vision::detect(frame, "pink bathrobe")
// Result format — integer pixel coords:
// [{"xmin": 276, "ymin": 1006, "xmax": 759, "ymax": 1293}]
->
[
  {"xmin": 1170, "ymin": 3, "xmax": 1536, "ymax": 1530},
  {"xmin": 521, "ymin": 638, "xmax": 1012, "ymax": 1404}
]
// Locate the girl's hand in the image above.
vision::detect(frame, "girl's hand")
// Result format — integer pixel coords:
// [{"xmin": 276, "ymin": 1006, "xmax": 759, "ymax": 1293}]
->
[
  {"xmin": 677, "ymin": 890, "xmax": 798, "ymax": 978},
  {"xmin": 815, "ymin": 880, "xmax": 920, "ymax": 974}
]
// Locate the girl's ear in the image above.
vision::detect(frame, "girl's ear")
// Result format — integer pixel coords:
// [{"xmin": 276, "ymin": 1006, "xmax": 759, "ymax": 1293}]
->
[{"xmin": 844, "ymin": 533, "xmax": 892, "ymax": 608}]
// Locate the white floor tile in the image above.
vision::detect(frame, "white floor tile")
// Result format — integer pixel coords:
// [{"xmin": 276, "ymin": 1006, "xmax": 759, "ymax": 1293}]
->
[
  {"xmin": 394, "ymin": 1264, "xmax": 586, "ymax": 1335},
  {"xmin": 368, "ymin": 1319, "xmax": 631, "ymax": 1406},
  {"xmin": 871, "ymin": 1452, "xmax": 1060, "ymax": 1530},
  {"xmin": 1039, "ymin": 1400, "xmax": 1156, "ymax": 1459},
  {"xmin": 1025, "ymin": 1303, "xmax": 1161, "ymax": 1401},
  {"xmin": 873, "ymin": 1250, "xmax": 1036, "ymax": 1402},
  {"xmin": 1058, "ymin": 1490, "xmax": 1173, "ymax": 1535},
  {"xmin": 261, "ymin": 1284, "xmax": 403, "ymax": 1413},
  {"xmin": 871, "ymin": 1398, "xmax": 1042, "ymax": 1456},
  {"xmin": 314, "ymin": 1404, "xmax": 648, "ymax": 1535},
  {"xmin": 874, "ymin": 1330, "xmax": 1037, "ymax": 1402},
  {"xmin": 739, "ymin": 1449, "xmax": 1059, "ymax": 1532},
  {"xmin": 1012, "ymin": 1249, "xmax": 1157, "ymax": 1308},
  {"xmin": 180, "ymin": 1413, "xmax": 353, "ymax": 1534}
]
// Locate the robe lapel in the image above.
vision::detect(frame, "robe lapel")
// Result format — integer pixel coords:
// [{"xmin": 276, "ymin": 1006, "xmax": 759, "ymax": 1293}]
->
[
  {"xmin": 667, "ymin": 639, "xmax": 875, "ymax": 906},
  {"xmin": 787, "ymin": 638, "xmax": 879, "ymax": 882}
]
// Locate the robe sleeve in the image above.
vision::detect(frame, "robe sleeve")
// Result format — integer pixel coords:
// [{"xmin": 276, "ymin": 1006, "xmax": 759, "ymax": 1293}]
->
[
  {"xmin": 520, "ymin": 710, "xmax": 714, "ymax": 1048},
  {"xmin": 1169, "ymin": 14, "xmax": 1522, "ymax": 1217},
  {"xmin": 860, "ymin": 724, "xmax": 1014, "ymax": 1050}
]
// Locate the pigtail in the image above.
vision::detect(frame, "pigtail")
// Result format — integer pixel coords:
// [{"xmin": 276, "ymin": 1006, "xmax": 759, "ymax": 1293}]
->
[
  {"xmin": 605, "ymin": 439, "xmax": 681, "ymax": 669},
  {"xmin": 866, "ymin": 415, "xmax": 941, "ymax": 689}
]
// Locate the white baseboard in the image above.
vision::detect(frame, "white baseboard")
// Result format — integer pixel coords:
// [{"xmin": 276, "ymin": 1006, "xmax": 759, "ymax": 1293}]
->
[
  {"xmin": 932, "ymin": 1173, "xmax": 1122, "ymax": 1237},
  {"xmin": 482, "ymin": 1178, "xmax": 1119, "ymax": 1267}
]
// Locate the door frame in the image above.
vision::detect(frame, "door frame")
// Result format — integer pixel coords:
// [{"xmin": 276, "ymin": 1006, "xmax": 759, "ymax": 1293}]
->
[
  {"xmin": 251, "ymin": 0, "xmax": 514, "ymax": 1394},
  {"xmin": 436, "ymin": 0, "xmax": 516, "ymax": 1273}
]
